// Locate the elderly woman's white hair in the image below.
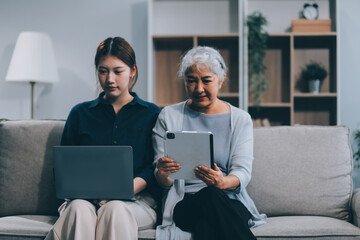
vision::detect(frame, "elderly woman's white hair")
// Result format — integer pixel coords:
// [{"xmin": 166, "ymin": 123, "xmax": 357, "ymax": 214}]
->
[{"xmin": 178, "ymin": 46, "xmax": 227, "ymax": 81}]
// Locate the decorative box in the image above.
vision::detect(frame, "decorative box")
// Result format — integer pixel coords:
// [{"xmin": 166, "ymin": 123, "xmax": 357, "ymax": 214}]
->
[{"xmin": 292, "ymin": 19, "xmax": 331, "ymax": 32}]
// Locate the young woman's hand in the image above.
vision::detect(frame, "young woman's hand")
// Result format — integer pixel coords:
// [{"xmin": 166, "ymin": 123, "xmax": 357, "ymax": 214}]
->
[
  {"xmin": 134, "ymin": 177, "xmax": 147, "ymax": 195},
  {"xmin": 156, "ymin": 157, "xmax": 181, "ymax": 187},
  {"xmin": 92, "ymin": 199, "xmax": 108, "ymax": 208}
]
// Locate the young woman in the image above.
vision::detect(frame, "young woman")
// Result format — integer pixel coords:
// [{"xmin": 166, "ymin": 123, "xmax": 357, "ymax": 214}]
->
[
  {"xmin": 153, "ymin": 46, "xmax": 266, "ymax": 240},
  {"xmin": 46, "ymin": 37, "xmax": 161, "ymax": 240}
]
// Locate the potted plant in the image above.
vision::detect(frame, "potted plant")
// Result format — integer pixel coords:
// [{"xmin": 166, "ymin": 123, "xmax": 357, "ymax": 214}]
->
[
  {"xmin": 247, "ymin": 11, "xmax": 270, "ymax": 107},
  {"xmin": 300, "ymin": 62, "xmax": 327, "ymax": 94}
]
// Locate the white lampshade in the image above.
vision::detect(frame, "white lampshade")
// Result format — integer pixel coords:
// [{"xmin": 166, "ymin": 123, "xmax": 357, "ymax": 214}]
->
[{"xmin": 5, "ymin": 31, "xmax": 59, "ymax": 83}]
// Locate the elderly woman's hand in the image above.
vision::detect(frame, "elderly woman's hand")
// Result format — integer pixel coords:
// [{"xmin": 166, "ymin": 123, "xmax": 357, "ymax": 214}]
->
[
  {"xmin": 156, "ymin": 157, "xmax": 181, "ymax": 187},
  {"xmin": 195, "ymin": 163, "xmax": 240, "ymax": 190},
  {"xmin": 195, "ymin": 163, "xmax": 225, "ymax": 189}
]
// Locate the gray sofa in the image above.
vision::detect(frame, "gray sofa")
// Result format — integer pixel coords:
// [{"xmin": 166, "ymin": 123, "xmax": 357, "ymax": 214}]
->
[{"xmin": 0, "ymin": 119, "xmax": 359, "ymax": 240}]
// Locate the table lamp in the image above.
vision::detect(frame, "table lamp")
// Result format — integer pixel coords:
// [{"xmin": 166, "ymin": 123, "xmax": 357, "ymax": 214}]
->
[{"xmin": 5, "ymin": 31, "xmax": 59, "ymax": 119}]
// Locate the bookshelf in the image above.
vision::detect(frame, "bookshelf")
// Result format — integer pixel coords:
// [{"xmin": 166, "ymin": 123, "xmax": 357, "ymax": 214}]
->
[{"xmin": 148, "ymin": 0, "xmax": 339, "ymax": 126}]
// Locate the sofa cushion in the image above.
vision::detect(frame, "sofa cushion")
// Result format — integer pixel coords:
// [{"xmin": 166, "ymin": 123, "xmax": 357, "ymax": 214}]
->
[
  {"xmin": 248, "ymin": 126, "xmax": 352, "ymax": 220},
  {"xmin": 0, "ymin": 120, "xmax": 65, "ymax": 217},
  {"xmin": 0, "ymin": 215, "xmax": 57, "ymax": 240},
  {"xmin": 0, "ymin": 215, "xmax": 156, "ymax": 240},
  {"xmin": 251, "ymin": 216, "xmax": 360, "ymax": 239}
]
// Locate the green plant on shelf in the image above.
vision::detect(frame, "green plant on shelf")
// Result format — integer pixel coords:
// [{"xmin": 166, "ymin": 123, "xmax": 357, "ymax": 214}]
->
[
  {"xmin": 247, "ymin": 11, "xmax": 270, "ymax": 107},
  {"xmin": 301, "ymin": 61, "xmax": 328, "ymax": 82}
]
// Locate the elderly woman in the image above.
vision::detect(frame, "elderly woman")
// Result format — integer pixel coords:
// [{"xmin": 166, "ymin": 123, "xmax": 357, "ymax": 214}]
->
[{"xmin": 153, "ymin": 46, "xmax": 266, "ymax": 240}]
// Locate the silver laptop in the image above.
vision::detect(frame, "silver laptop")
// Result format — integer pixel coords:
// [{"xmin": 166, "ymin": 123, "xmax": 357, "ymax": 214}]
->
[{"xmin": 53, "ymin": 146, "xmax": 134, "ymax": 200}]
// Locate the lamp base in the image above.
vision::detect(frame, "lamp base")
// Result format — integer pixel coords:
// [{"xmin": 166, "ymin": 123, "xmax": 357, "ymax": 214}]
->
[{"xmin": 30, "ymin": 81, "xmax": 35, "ymax": 119}]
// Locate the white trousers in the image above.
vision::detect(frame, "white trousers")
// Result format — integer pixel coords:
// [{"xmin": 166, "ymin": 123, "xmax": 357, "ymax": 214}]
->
[{"xmin": 45, "ymin": 195, "xmax": 156, "ymax": 240}]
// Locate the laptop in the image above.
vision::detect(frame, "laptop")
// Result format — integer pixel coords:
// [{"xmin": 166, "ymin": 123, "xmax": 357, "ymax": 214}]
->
[{"xmin": 53, "ymin": 146, "xmax": 134, "ymax": 200}]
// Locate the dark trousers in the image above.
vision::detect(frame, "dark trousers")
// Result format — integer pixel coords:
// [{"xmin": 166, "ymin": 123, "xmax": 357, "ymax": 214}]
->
[{"xmin": 173, "ymin": 186, "xmax": 257, "ymax": 240}]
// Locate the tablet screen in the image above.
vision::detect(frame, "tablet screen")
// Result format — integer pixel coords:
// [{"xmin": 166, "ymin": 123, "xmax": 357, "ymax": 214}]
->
[{"xmin": 165, "ymin": 131, "xmax": 214, "ymax": 180}]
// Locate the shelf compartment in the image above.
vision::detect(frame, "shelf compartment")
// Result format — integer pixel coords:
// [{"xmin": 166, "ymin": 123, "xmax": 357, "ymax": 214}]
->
[
  {"xmin": 247, "ymin": 0, "xmax": 336, "ymax": 33},
  {"xmin": 219, "ymin": 97, "xmax": 239, "ymax": 108},
  {"xmin": 153, "ymin": 37, "xmax": 193, "ymax": 106},
  {"xmin": 249, "ymin": 35, "xmax": 291, "ymax": 105},
  {"xmin": 248, "ymin": 107, "xmax": 291, "ymax": 126},
  {"xmin": 293, "ymin": 97, "xmax": 337, "ymax": 125},
  {"xmin": 219, "ymin": 91, "xmax": 240, "ymax": 108},
  {"xmin": 293, "ymin": 35, "xmax": 337, "ymax": 94},
  {"xmin": 152, "ymin": 0, "xmax": 239, "ymax": 35},
  {"xmin": 197, "ymin": 36, "xmax": 239, "ymax": 95}
]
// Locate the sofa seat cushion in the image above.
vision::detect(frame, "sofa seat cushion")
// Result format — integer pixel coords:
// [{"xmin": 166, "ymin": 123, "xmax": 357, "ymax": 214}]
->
[
  {"xmin": 0, "ymin": 215, "xmax": 57, "ymax": 240},
  {"xmin": 252, "ymin": 216, "xmax": 360, "ymax": 240},
  {"xmin": 0, "ymin": 215, "xmax": 156, "ymax": 240},
  {"xmin": 248, "ymin": 126, "xmax": 352, "ymax": 220}
]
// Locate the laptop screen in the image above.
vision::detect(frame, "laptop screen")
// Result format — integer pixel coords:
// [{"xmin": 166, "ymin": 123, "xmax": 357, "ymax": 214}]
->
[{"xmin": 53, "ymin": 146, "xmax": 134, "ymax": 200}]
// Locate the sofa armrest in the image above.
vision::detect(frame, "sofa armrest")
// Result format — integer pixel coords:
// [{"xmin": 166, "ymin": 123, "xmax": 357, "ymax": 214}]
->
[{"xmin": 351, "ymin": 188, "xmax": 360, "ymax": 226}]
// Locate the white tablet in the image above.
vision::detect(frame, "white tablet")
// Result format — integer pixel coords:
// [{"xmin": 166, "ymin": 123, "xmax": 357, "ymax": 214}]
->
[{"xmin": 164, "ymin": 131, "xmax": 214, "ymax": 180}]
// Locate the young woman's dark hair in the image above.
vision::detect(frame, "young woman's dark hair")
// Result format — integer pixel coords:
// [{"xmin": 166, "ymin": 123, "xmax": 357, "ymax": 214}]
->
[{"xmin": 95, "ymin": 37, "xmax": 138, "ymax": 91}]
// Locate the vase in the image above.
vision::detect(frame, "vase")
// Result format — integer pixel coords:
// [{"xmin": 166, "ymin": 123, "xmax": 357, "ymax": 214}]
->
[{"xmin": 308, "ymin": 79, "xmax": 321, "ymax": 94}]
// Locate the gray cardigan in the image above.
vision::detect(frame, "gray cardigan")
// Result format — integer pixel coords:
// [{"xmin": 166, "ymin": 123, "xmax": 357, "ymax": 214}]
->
[{"xmin": 153, "ymin": 101, "xmax": 266, "ymax": 240}]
